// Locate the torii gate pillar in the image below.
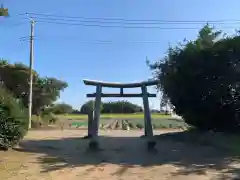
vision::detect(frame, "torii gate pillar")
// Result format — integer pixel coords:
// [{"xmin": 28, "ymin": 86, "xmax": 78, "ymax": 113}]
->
[{"xmin": 141, "ymin": 85, "xmax": 153, "ymax": 137}]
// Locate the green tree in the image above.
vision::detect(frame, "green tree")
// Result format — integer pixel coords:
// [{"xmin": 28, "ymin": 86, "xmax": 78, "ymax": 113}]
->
[
  {"xmin": 80, "ymin": 100, "xmax": 142, "ymax": 114},
  {"xmin": 0, "ymin": 5, "xmax": 9, "ymax": 16},
  {"xmin": 31, "ymin": 77, "xmax": 68, "ymax": 114},
  {"xmin": 50, "ymin": 103, "xmax": 73, "ymax": 114},
  {"xmin": 80, "ymin": 100, "xmax": 103, "ymax": 114},
  {"xmin": 0, "ymin": 60, "xmax": 68, "ymax": 115},
  {"xmin": 72, "ymin": 109, "xmax": 81, "ymax": 114},
  {"xmin": 148, "ymin": 24, "xmax": 240, "ymax": 132},
  {"xmin": 101, "ymin": 101, "xmax": 143, "ymax": 113}
]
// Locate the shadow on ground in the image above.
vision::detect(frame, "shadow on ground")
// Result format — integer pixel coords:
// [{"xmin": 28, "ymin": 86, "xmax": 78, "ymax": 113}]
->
[{"xmin": 14, "ymin": 131, "xmax": 240, "ymax": 179}]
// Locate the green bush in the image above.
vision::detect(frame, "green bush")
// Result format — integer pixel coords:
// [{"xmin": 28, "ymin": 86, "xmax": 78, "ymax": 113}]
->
[
  {"xmin": 31, "ymin": 115, "xmax": 44, "ymax": 128},
  {"xmin": 31, "ymin": 119, "xmax": 43, "ymax": 128},
  {"xmin": 0, "ymin": 88, "xmax": 28, "ymax": 150},
  {"xmin": 136, "ymin": 123, "xmax": 144, "ymax": 129},
  {"xmin": 101, "ymin": 101, "xmax": 143, "ymax": 113},
  {"xmin": 128, "ymin": 122, "xmax": 134, "ymax": 129},
  {"xmin": 149, "ymin": 25, "xmax": 240, "ymax": 132},
  {"xmin": 41, "ymin": 112, "xmax": 58, "ymax": 124}
]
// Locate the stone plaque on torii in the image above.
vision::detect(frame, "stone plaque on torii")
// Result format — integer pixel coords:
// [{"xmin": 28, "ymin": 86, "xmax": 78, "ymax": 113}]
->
[{"xmin": 83, "ymin": 79, "xmax": 160, "ymax": 150}]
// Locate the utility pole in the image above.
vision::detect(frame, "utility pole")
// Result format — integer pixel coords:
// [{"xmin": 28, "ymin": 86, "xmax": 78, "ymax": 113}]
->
[{"xmin": 28, "ymin": 18, "xmax": 35, "ymax": 129}]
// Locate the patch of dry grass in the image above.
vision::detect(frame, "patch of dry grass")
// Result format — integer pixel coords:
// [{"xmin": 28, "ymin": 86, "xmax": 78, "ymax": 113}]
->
[{"xmin": 0, "ymin": 150, "xmax": 32, "ymax": 179}]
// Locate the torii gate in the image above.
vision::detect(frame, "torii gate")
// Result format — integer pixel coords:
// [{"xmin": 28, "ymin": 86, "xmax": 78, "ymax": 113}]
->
[{"xmin": 83, "ymin": 79, "xmax": 160, "ymax": 150}]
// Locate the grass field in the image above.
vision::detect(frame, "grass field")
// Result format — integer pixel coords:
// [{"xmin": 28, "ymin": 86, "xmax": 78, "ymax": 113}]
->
[{"xmin": 57, "ymin": 113, "xmax": 171, "ymax": 120}]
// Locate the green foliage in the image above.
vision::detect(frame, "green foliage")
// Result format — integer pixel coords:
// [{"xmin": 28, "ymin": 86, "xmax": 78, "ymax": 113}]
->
[
  {"xmin": 0, "ymin": 87, "xmax": 28, "ymax": 150},
  {"xmin": 31, "ymin": 78, "xmax": 68, "ymax": 114},
  {"xmin": 160, "ymin": 93, "xmax": 173, "ymax": 113},
  {"xmin": 41, "ymin": 106, "xmax": 54, "ymax": 116},
  {"xmin": 102, "ymin": 101, "xmax": 143, "ymax": 113},
  {"xmin": 136, "ymin": 123, "xmax": 144, "ymax": 129},
  {"xmin": 47, "ymin": 103, "xmax": 73, "ymax": 114},
  {"xmin": 31, "ymin": 115, "xmax": 44, "ymax": 128},
  {"xmin": 80, "ymin": 100, "xmax": 143, "ymax": 114},
  {"xmin": 0, "ymin": 7, "xmax": 9, "ymax": 16},
  {"xmin": 128, "ymin": 122, "xmax": 134, "ymax": 129},
  {"xmin": 41, "ymin": 112, "xmax": 58, "ymax": 124},
  {"xmin": 72, "ymin": 109, "xmax": 81, "ymax": 114},
  {"xmin": 80, "ymin": 100, "xmax": 103, "ymax": 114},
  {"xmin": 149, "ymin": 24, "xmax": 240, "ymax": 132},
  {"xmin": 0, "ymin": 61, "xmax": 68, "ymax": 115}
]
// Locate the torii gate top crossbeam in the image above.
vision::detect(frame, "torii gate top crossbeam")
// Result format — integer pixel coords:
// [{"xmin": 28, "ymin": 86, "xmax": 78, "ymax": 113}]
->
[{"xmin": 83, "ymin": 79, "xmax": 160, "ymax": 88}]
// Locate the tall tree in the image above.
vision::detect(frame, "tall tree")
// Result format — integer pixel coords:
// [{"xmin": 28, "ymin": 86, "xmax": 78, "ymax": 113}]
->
[
  {"xmin": 148, "ymin": 24, "xmax": 240, "ymax": 132},
  {"xmin": 46, "ymin": 103, "xmax": 73, "ymax": 114},
  {"xmin": 0, "ymin": 60, "xmax": 68, "ymax": 115},
  {"xmin": 80, "ymin": 100, "xmax": 101, "ymax": 114},
  {"xmin": 31, "ymin": 77, "xmax": 68, "ymax": 114}
]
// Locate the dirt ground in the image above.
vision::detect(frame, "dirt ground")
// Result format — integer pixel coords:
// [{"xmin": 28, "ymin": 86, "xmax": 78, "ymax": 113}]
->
[{"xmin": 1, "ymin": 129, "xmax": 240, "ymax": 180}]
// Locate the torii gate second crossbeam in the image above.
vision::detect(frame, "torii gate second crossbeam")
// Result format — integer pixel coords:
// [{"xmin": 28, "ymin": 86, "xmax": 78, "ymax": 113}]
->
[{"xmin": 83, "ymin": 79, "xmax": 160, "ymax": 150}]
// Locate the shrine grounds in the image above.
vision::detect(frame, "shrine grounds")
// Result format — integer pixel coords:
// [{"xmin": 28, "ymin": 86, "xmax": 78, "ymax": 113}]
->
[{"xmin": 1, "ymin": 129, "xmax": 240, "ymax": 180}]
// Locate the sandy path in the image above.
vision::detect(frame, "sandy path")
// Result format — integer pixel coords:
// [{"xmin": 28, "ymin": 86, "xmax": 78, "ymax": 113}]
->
[{"xmin": 0, "ymin": 130, "xmax": 239, "ymax": 180}]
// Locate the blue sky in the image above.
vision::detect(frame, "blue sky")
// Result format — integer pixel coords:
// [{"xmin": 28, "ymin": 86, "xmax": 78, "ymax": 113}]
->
[{"xmin": 1, "ymin": 0, "xmax": 240, "ymax": 110}]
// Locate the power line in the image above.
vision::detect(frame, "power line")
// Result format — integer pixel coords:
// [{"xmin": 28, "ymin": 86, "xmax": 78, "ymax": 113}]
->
[
  {"xmin": 19, "ymin": 12, "xmax": 240, "ymax": 23},
  {"xmin": 34, "ymin": 20, "xmax": 207, "ymax": 29},
  {"xmin": 14, "ymin": 13, "xmax": 240, "ymax": 46},
  {"xmin": 28, "ymin": 20, "xmax": 240, "ymax": 30},
  {"xmin": 18, "ymin": 35, "xmax": 162, "ymax": 44},
  {"xmin": 20, "ymin": 16, "xmax": 194, "ymax": 25},
  {"xmin": 17, "ymin": 19, "xmax": 240, "ymax": 29},
  {"xmin": 19, "ymin": 16, "xmax": 240, "ymax": 25},
  {"xmin": 20, "ymin": 37, "xmax": 167, "ymax": 44},
  {"xmin": 19, "ymin": 34, "xmax": 240, "ymax": 45},
  {"xmin": 16, "ymin": 13, "xmax": 240, "ymax": 29},
  {"xmin": 18, "ymin": 37, "xmax": 167, "ymax": 46}
]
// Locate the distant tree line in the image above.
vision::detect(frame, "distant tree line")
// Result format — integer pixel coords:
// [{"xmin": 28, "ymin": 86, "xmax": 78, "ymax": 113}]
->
[
  {"xmin": 79, "ymin": 100, "xmax": 143, "ymax": 114},
  {"xmin": 54, "ymin": 101, "xmax": 166, "ymax": 115},
  {"xmin": 40, "ymin": 101, "xmax": 147, "ymax": 115}
]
